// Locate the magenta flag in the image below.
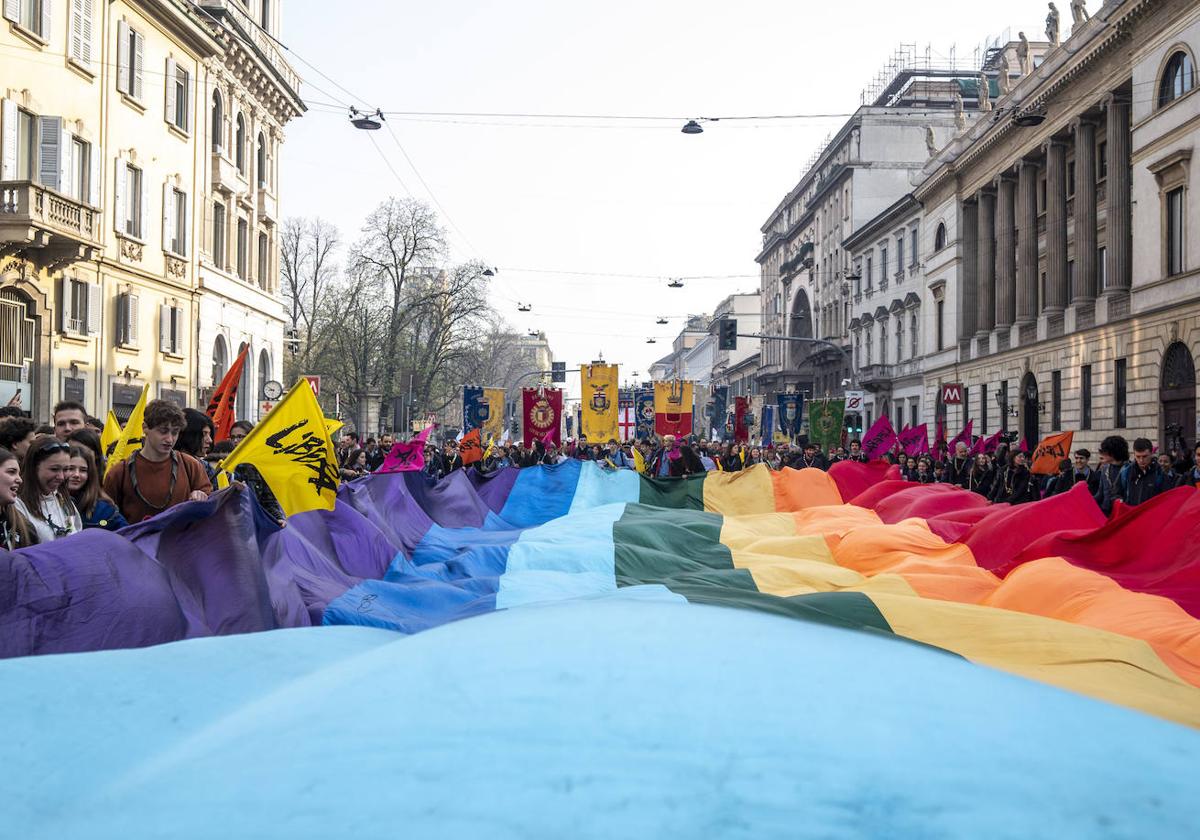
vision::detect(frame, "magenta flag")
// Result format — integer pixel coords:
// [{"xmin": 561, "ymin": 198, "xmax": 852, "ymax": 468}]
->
[
  {"xmin": 861, "ymin": 415, "xmax": 898, "ymax": 459},
  {"xmin": 378, "ymin": 426, "xmax": 434, "ymax": 473},
  {"xmin": 898, "ymin": 424, "xmax": 929, "ymax": 457},
  {"xmin": 948, "ymin": 419, "xmax": 974, "ymax": 453}
]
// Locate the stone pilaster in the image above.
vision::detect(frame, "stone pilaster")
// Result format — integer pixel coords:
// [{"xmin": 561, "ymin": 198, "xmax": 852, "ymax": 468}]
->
[
  {"xmin": 961, "ymin": 199, "xmax": 979, "ymax": 342},
  {"xmin": 995, "ymin": 174, "xmax": 1017, "ymax": 328},
  {"xmin": 1016, "ymin": 160, "xmax": 1039, "ymax": 324},
  {"xmin": 1105, "ymin": 94, "xmax": 1132, "ymax": 294},
  {"xmin": 1043, "ymin": 138, "xmax": 1068, "ymax": 314},
  {"xmin": 976, "ymin": 189, "xmax": 997, "ymax": 338},
  {"xmin": 1072, "ymin": 118, "xmax": 1097, "ymax": 302}
]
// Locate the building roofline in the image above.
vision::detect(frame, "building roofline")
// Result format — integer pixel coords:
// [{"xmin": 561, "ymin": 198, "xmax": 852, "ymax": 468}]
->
[{"xmin": 842, "ymin": 194, "xmax": 921, "ymax": 251}]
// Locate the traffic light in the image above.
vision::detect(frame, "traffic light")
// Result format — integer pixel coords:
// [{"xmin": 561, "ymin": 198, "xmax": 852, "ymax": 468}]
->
[
  {"xmin": 718, "ymin": 318, "xmax": 737, "ymax": 350},
  {"xmin": 844, "ymin": 413, "xmax": 863, "ymax": 435},
  {"xmin": 551, "ymin": 361, "xmax": 566, "ymax": 383}
]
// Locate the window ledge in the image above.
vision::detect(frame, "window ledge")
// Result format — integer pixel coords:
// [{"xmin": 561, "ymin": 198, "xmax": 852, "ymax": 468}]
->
[
  {"xmin": 120, "ymin": 93, "xmax": 146, "ymax": 114},
  {"xmin": 166, "ymin": 122, "xmax": 190, "ymax": 141},
  {"xmin": 116, "ymin": 344, "xmax": 140, "ymax": 355},
  {"xmin": 161, "ymin": 352, "xmax": 186, "ymax": 362},
  {"xmin": 58, "ymin": 333, "xmax": 91, "ymax": 346},
  {"xmin": 8, "ymin": 21, "xmax": 48, "ymax": 48},
  {"xmin": 67, "ymin": 57, "xmax": 96, "ymax": 81}
]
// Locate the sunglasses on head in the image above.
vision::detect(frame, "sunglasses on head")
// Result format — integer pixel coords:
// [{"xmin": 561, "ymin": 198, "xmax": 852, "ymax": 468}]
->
[{"xmin": 40, "ymin": 441, "xmax": 71, "ymax": 454}]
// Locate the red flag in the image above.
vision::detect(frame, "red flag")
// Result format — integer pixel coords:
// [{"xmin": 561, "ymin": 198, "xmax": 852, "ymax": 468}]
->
[
  {"xmin": 207, "ymin": 346, "xmax": 249, "ymax": 442},
  {"xmin": 861, "ymin": 415, "xmax": 898, "ymax": 459},
  {"xmin": 982, "ymin": 430, "xmax": 1003, "ymax": 454},
  {"xmin": 898, "ymin": 423, "xmax": 928, "ymax": 457},
  {"xmin": 733, "ymin": 396, "xmax": 749, "ymax": 443},
  {"xmin": 522, "ymin": 387, "xmax": 562, "ymax": 447},
  {"xmin": 948, "ymin": 419, "xmax": 974, "ymax": 454},
  {"xmin": 378, "ymin": 425, "xmax": 434, "ymax": 473},
  {"xmin": 459, "ymin": 428, "xmax": 484, "ymax": 466},
  {"xmin": 1031, "ymin": 431, "xmax": 1074, "ymax": 475}
]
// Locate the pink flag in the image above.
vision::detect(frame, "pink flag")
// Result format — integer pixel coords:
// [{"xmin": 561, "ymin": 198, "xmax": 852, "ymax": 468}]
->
[
  {"xmin": 1017, "ymin": 437, "xmax": 1030, "ymax": 453},
  {"xmin": 898, "ymin": 423, "xmax": 928, "ymax": 457},
  {"xmin": 861, "ymin": 415, "xmax": 898, "ymax": 459},
  {"xmin": 378, "ymin": 425, "xmax": 434, "ymax": 473},
  {"xmin": 982, "ymin": 430, "xmax": 1003, "ymax": 454},
  {"xmin": 948, "ymin": 419, "xmax": 974, "ymax": 453},
  {"xmin": 969, "ymin": 434, "xmax": 985, "ymax": 456}
]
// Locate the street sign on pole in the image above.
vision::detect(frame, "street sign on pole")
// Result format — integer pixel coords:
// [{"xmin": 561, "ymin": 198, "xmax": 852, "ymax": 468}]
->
[
  {"xmin": 303, "ymin": 375, "xmax": 321, "ymax": 397},
  {"xmin": 843, "ymin": 390, "xmax": 865, "ymax": 413}
]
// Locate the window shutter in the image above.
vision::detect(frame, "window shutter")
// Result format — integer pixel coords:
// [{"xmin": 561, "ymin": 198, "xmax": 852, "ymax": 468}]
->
[
  {"xmin": 2, "ymin": 0, "xmax": 17, "ymax": 24},
  {"xmin": 181, "ymin": 191, "xmax": 189, "ymax": 256},
  {"xmin": 173, "ymin": 306, "xmax": 183, "ymax": 353},
  {"xmin": 133, "ymin": 31, "xmax": 145, "ymax": 101},
  {"xmin": 37, "ymin": 116, "xmax": 63, "ymax": 190},
  {"xmin": 116, "ymin": 292, "xmax": 127, "ymax": 343},
  {"xmin": 139, "ymin": 168, "xmax": 149, "ymax": 239},
  {"xmin": 162, "ymin": 182, "xmax": 174, "ymax": 253},
  {"xmin": 0, "ymin": 99, "xmax": 16, "ymax": 182},
  {"xmin": 182, "ymin": 68, "xmax": 191, "ymax": 133},
  {"xmin": 113, "ymin": 161, "xmax": 126, "ymax": 233},
  {"xmin": 86, "ymin": 282, "xmax": 101, "ymax": 335},
  {"xmin": 128, "ymin": 293, "xmax": 139, "ymax": 344},
  {"xmin": 159, "ymin": 303, "xmax": 170, "ymax": 352},
  {"xmin": 116, "ymin": 20, "xmax": 130, "ymax": 94},
  {"xmin": 57, "ymin": 277, "xmax": 68, "ymax": 333},
  {"xmin": 70, "ymin": 0, "xmax": 83, "ymax": 62},
  {"xmin": 78, "ymin": 0, "xmax": 93, "ymax": 68},
  {"xmin": 59, "ymin": 125, "xmax": 72, "ymax": 197},
  {"xmin": 164, "ymin": 57, "xmax": 177, "ymax": 126},
  {"xmin": 40, "ymin": 0, "xmax": 51, "ymax": 39},
  {"xmin": 87, "ymin": 141, "xmax": 99, "ymax": 207}
]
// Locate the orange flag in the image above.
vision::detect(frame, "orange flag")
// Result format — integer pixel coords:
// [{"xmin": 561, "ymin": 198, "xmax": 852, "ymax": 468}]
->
[
  {"xmin": 207, "ymin": 345, "xmax": 249, "ymax": 442},
  {"xmin": 459, "ymin": 428, "xmax": 483, "ymax": 466},
  {"xmin": 1031, "ymin": 431, "xmax": 1074, "ymax": 475}
]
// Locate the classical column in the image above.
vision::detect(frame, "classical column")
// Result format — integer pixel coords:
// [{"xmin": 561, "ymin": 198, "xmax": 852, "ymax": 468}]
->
[
  {"xmin": 995, "ymin": 174, "xmax": 1017, "ymax": 328},
  {"xmin": 1016, "ymin": 160, "xmax": 1039, "ymax": 323},
  {"xmin": 1043, "ymin": 138, "xmax": 1068, "ymax": 313},
  {"xmin": 1072, "ymin": 118, "xmax": 1097, "ymax": 302},
  {"xmin": 1105, "ymin": 94, "xmax": 1132, "ymax": 293},
  {"xmin": 976, "ymin": 189, "xmax": 997, "ymax": 336},
  {"xmin": 961, "ymin": 199, "xmax": 979, "ymax": 339}
]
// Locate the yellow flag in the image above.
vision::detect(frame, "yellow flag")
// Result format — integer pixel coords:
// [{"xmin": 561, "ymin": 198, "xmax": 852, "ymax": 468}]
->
[
  {"xmin": 483, "ymin": 435, "xmax": 495, "ymax": 461},
  {"xmin": 483, "ymin": 388, "xmax": 506, "ymax": 442},
  {"xmin": 581, "ymin": 363, "xmax": 619, "ymax": 443},
  {"xmin": 100, "ymin": 410, "xmax": 122, "ymax": 463},
  {"xmin": 104, "ymin": 384, "xmax": 149, "ymax": 476},
  {"xmin": 632, "ymin": 447, "xmax": 647, "ymax": 475},
  {"xmin": 324, "ymin": 417, "xmax": 344, "ymax": 437},
  {"xmin": 218, "ymin": 378, "xmax": 340, "ymax": 516}
]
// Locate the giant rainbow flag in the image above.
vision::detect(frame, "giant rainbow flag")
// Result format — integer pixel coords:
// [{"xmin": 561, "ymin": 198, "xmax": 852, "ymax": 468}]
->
[{"xmin": 2, "ymin": 461, "xmax": 1199, "ymax": 834}]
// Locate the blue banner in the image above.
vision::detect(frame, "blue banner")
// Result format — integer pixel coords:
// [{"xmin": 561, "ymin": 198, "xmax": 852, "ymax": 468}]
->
[
  {"xmin": 635, "ymin": 389, "xmax": 655, "ymax": 440},
  {"xmin": 760, "ymin": 404, "xmax": 776, "ymax": 447},
  {"xmin": 462, "ymin": 386, "xmax": 489, "ymax": 434},
  {"xmin": 711, "ymin": 386, "xmax": 728, "ymax": 441},
  {"xmin": 777, "ymin": 392, "xmax": 804, "ymax": 439}
]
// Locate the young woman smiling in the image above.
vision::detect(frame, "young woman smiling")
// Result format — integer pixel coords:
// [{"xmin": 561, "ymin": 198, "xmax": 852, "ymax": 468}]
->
[
  {"xmin": 13, "ymin": 435, "xmax": 83, "ymax": 544},
  {"xmin": 65, "ymin": 445, "xmax": 127, "ymax": 531},
  {"xmin": 0, "ymin": 446, "xmax": 35, "ymax": 550}
]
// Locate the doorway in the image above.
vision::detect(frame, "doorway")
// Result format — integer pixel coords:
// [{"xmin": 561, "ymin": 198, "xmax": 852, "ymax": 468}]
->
[
  {"xmin": 1020, "ymin": 371, "xmax": 1039, "ymax": 447},
  {"xmin": 1160, "ymin": 341, "xmax": 1196, "ymax": 455}
]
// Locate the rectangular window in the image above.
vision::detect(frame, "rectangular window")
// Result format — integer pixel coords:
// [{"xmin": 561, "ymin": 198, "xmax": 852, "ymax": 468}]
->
[
  {"xmin": 1067, "ymin": 160, "xmax": 1076, "ymax": 197},
  {"xmin": 159, "ymin": 303, "xmax": 182, "ymax": 355},
  {"xmin": 212, "ymin": 201, "xmax": 226, "ymax": 270},
  {"xmin": 257, "ymin": 231, "xmax": 268, "ymax": 289},
  {"xmin": 16, "ymin": 108, "xmax": 36, "ymax": 180},
  {"xmin": 58, "ymin": 277, "xmax": 99, "ymax": 336},
  {"xmin": 895, "ymin": 235, "xmax": 904, "ymax": 278},
  {"xmin": 1166, "ymin": 187, "xmax": 1185, "ymax": 276},
  {"xmin": 117, "ymin": 292, "xmax": 139, "ymax": 346},
  {"xmin": 910, "ymin": 227, "xmax": 918, "ymax": 267},
  {"xmin": 116, "ymin": 21, "xmax": 144, "ymax": 100},
  {"xmin": 936, "ymin": 300, "xmax": 944, "ymax": 350},
  {"xmin": 910, "ymin": 401, "xmax": 919, "ymax": 429},
  {"xmin": 962, "ymin": 385, "xmax": 970, "ymax": 429},
  {"xmin": 1052, "ymin": 370, "xmax": 1061, "ymax": 430},
  {"xmin": 69, "ymin": 0, "xmax": 95, "ymax": 69},
  {"xmin": 880, "ymin": 246, "xmax": 888, "ymax": 281},
  {"xmin": 1067, "ymin": 259, "xmax": 1075, "ymax": 295},
  {"xmin": 1080, "ymin": 364, "xmax": 1092, "ymax": 430},
  {"xmin": 1097, "ymin": 141, "xmax": 1108, "ymax": 181},
  {"xmin": 123, "ymin": 163, "xmax": 142, "ymax": 238},
  {"xmin": 980, "ymin": 383, "xmax": 988, "ymax": 435},
  {"xmin": 170, "ymin": 188, "xmax": 186, "ymax": 255},
  {"xmin": 866, "ymin": 255, "xmax": 873, "ymax": 288},
  {"xmin": 68, "ymin": 137, "xmax": 89, "ymax": 201},
  {"xmin": 16, "ymin": 0, "xmax": 46, "ymax": 38},
  {"xmin": 1038, "ymin": 178, "xmax": 1046, "ymax": 213},
  {"xmin": 1000, "ymin": 381, "xmax": 1009, "ymax": 432},
  {"xmin": 1114, "ymin": 358, "xmax": 1127, "ymax": 428},
  {"xmin": 170, "ymin": 63, "xmax": 189, "ymax": 131},
  {"xmin": 236, "ymin": 218, "xmax": 248, "ymax": 280},
  {"xmin": 1098, "ymin": 246, "xmax": 1108, "ymax": 289}
]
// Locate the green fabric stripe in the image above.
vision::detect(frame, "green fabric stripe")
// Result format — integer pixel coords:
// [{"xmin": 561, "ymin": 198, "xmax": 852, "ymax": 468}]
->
[
  {"xmin": 637, "ymin": 472, "xmax": 706, "ymax": 509},
  {"xmin": 668, "ymin": 586, "xmax": 895, "ymax": 635}
]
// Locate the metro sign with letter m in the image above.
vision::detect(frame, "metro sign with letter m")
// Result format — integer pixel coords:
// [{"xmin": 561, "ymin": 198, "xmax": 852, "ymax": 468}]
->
[{"xmin": 940, "ymin": 383, "xmax": 964, "ymax": 405}]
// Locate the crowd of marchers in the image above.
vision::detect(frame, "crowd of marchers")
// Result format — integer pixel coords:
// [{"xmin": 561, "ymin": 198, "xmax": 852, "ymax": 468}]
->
[
  {"xmin": 0, "ymin": 400, "xmax": 283, "ymax": 551},
  {"xmin": 332, "ymin": 429, "xmax": 1200, "ymax": 517}
]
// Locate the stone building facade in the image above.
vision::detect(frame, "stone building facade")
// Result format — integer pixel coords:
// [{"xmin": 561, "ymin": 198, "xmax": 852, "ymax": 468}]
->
[{"xmin": 918, "ymin": 0, "xmax": 1199, "ymax": 455}]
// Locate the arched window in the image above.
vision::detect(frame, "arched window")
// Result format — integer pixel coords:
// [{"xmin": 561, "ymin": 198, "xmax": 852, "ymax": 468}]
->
[
  {"xmin": 934, "ymin": 222, "xmax": 947, "ymax": 251},
  {"xmin": 256, "ymin": 132, "xmax": 267, "ymax": 188},
  {"xmin": 235, "ymin": 114, "xmax": 247, "ymax": 173},
  {"xmin": 865, "ymin": 328, "xmax": 873, "ymax": 365},
  {"xmin": 236, "ymin": 342, "xmax": 251, "ymax": 420},
  {"xmin": 910, "ymin": 311, "xmax": 919, "ymax": 357},
  {"xmin": 211, "ymin": 91, "xmax": 223, "ymax": 153},
  {"xmin": 880, "ymin": 321, "xmax": 888, "ymax": 365},
  {"xmin": 258, "ymin": 349, "xmax": 272, "ymax": 409},
  {"xmin": 1158, "ymin": 50, "xmax": 1195, "ymax": 108},
  {"xmin": 211, "ymin": 334, "xmax": 228, "ymax": 387},
  {"xmin": 896, "ymin": 316, "xmax": 904, "ymax": 361}
]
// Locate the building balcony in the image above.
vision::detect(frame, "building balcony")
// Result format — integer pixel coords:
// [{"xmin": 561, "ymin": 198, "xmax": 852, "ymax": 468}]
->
[
  {"xmin": 0, "ymin": 181, "xmax": 101, "ymax": 269},
  {"xmin": 257, "ymin": 188, "xmax": 278, "ymax": 224},
  {"xmin": 857, "ymin": 358, "xmax": 922, "ymax": 391},
  {"xmin": 198, "ymin": 0, "xmax": 302, "ymax": 98},
  {"xmin": 212, "ymin": 151, "xmax": 246, "ymax": 195}
]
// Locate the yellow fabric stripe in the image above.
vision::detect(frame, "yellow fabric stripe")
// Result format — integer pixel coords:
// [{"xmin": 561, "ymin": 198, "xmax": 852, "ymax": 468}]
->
[
  {"xmin": 871, "ymin": 593, "xmax": 1200, "ymax": 728},
  {"xmin": 702, "ymin": 464, "xmax": 776, "ymax": 516}
]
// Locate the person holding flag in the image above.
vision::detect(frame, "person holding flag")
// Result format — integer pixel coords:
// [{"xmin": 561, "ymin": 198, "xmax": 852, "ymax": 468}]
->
[{"xmin": 103, "ymin": 400, "xmax": 213, "ymax": 523}]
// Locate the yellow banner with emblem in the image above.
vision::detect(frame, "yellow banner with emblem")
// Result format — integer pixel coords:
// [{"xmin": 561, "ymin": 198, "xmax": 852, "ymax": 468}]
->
[
  {"xmin": 581, "ymin": 363, "xmax": 619, "ymax": 444},
  {"xmin": 217, "ymin": 378, "xmax": 340, "ymax": 516},
  {"xmin": 483, "ymin": 387, "xmax": 506, "ymax": 442}
]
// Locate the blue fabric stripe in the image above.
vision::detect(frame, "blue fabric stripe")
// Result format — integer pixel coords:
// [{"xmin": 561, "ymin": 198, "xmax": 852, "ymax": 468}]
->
[
  {"xmin": 497, "ymin": 458, "xmax": 582, "ymax": 527},
  {"xmin": 568, "ymin": 461, "xmax": 641, "ymax": 513}
]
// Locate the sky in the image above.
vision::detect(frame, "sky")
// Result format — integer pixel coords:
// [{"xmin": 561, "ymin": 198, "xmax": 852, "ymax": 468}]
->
[{"xmin": 280, "ymin": 0, "xmax": 1038, "ymax": 396}]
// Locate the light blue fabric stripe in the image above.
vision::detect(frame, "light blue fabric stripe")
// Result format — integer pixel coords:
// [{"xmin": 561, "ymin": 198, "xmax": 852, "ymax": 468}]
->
[
  {"xmin": 567, "ymin": 461, "xmax": 640, "ymax": 514},
  {"xmin": 496, "ymin": 502, "xmax": 625, "ymax": 609},
  {"xmin": 497, "ymin": 459, "xmax": 582, "ymax": 528}
]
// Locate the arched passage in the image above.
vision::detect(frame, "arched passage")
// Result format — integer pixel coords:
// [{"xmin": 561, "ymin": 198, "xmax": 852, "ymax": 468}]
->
[
  {"xmin": 788, "ymin": 288, "xmax": 813, "ymax": 370},
  {"xmin": 236, "ymin": 341, "xmax": 251, "ymax": 421},
  {"xmin": 1020, "ymin": 371, "xmax": 1039, "ymax": 448},
  {"xmin": 1161, "ymin": 341, "xmax": 1196, "ymax": 454}
]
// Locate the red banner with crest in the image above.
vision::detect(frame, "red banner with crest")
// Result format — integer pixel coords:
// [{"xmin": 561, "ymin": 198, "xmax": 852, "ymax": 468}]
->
[{"xmin": 522, "ymin": 387, "xmax": 562, "ymax": 447}]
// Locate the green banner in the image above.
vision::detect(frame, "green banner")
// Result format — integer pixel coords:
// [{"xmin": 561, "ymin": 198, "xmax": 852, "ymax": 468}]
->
[{"xmin": 808, "ymin": 399, "xmax": 845, "ymax": 451}]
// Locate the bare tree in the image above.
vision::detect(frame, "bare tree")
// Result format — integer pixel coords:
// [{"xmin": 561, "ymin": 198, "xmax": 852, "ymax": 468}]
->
[
  {"xmin": 348, "ymin": 198, "xmax": 446, "ymax": 407},
  {"xmin": 280, "ymin": 217, "xmax": 341, "ymax": 380}
]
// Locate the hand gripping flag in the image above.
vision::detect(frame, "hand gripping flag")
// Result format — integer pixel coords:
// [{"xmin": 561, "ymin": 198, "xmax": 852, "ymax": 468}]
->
[
  {"xmin": 100, "ymin": 410, "xmax": 122, "ymax": 463},
  {"xmin": 206, "ymin": 345, "xmax": 249, "ymax": 443},
  {"xmin": 860, "ymin": 414, "xmax": 898, "ymax": 459},
  {"xmin": 217, "ymin": 378, "xmax": 339, "ymax": 516},
  {"xmin": 1032, "ymin": 431, "xmax": 1074, "ymax": 475},
  {"xmin": 378, "ymin": 426, "xmax": 434, "ymax": 474},
  {"xmin": 581, "ymin": 364, "xmax": 619, "ymax": 443},
  {"xmin": 104, "ymin": 384, "xmax": 149, "ymax": 476}
]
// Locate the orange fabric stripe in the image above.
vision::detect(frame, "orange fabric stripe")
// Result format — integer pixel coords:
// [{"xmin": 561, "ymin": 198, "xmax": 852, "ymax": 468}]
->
[{"xmin": 771, "ymin": 467, "xmax": 843, "ymax": 512}]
